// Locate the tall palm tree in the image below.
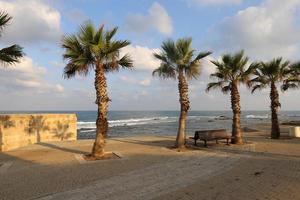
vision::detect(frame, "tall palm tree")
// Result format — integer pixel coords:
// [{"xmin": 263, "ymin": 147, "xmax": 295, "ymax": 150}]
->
[
  {"xmin": 62, "ymin": 22, "xmax": 133, "ymax": 158},
  {"xmin": 206, "ymin": 50, "xmax": 256, "ymax": 144},
  {"xmin": 0, "ymin": 11, "xmax": 24, "ymax": 65},
  {"xmin": 249, "ymin": 58, "xmax": 298, "ymax": 139},
  {"xmin": 153, "ymin": 38, "xmax": 211, "ymax": 149}
]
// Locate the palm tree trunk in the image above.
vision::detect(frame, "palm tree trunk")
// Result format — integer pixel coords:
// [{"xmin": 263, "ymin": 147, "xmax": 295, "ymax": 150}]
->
[
  {"xmin": 230, "ymin": 82, "xmax": 243, "ymax": 144},
  {"xmin": 91, "ymin": 62, "xmax": 110, "ymax": 157},
  {"xmin": 176, "ymin": 70, "xmax": 190, "ymax": 148},
  {"xmin": 0, "ymin": 127, "xmax": 2, "ymax": 152},
  {"xmin": 270, "ymin": 82, "xmax": 280, "ymax": 139}
]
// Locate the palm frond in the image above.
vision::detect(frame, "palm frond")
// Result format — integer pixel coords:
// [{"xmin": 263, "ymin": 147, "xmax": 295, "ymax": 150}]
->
[
  {"xmin": 251, "ymin": 84, "xmax": 265, "ymax": 93},
  {"xmin": 153, "ymin": 53, "xmax": 168, "ymax": 63},
  {"xmin": 282, "ymin": 82, "xmax": 299, "ymax": 91},
  {"xmin": 94, "ymin": 25, "xmax": 105, "ymax": 47},
  {"xmin": 221, "ymin": 84, "xmax": 231, "ymax": 94},
  {"xmin": 105, "ymin": 27, "xmax": 118, "ymax": 42},
  {"xmin": 152, "ymin": 63, "xmax": 176, "ymax": 79},
  {"xmin": 106, "ymin": 40, "xmax": 130, "ymax": 55},
  {"xmin": 185, "ymin": 62, "xmax": 200, "ymax": 80},
  {"xmin": 0, "ymin": 44, "xmax": 24, "ymax": 65},
  {"xmin": 104, "ymin": 53, "xmax": 133, "ymax": 72},
  {"xmin": 161, "ymin": 39, "xmax": 178, "ymax": 63},
  {"xmin": 78, "ymin": 21, "xmax": 95, "ymax": 45},
  {"xmin": 206, "ymin": 81, "xmax": 224, "ymax": 92},
  {"xmin": 0, "ymin": 11, "xmax": 12, "ymax": 35},
  {"xmin": 194, "ymin": 51, "xmax": 212, "ymax": 61},
  {"xmin": 63, "ymin": 63, "xmax": 89, "ymax": 79}
]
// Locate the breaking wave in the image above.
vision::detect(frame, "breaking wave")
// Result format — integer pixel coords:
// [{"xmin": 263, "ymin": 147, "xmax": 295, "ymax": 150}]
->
[
  {"xmin": 77, "ymin": 116, "xmax": 177, "ymax": 129},
  {"xmin": 245, "ymin": 114, "xmax": 269, "ymax": 119}
]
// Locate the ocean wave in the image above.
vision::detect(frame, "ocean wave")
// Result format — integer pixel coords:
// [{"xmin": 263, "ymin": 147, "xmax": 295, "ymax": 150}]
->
[
  {"xmin": 245, "ymin": 114, "xmax": 269, "ymax": 119},
  {"xmin": 77, "ymin": 116, "xmax": 177, "ymax": 129},
  {"xmin": 77, "ymin": 115, "xmax": 225, "ymax": 130},
  {"xmin": 79, "ymin": 129, "xmax": 95, "ymax": 133},
  {"xmin": 285, "ymin": 114, "xmax": 300, "ymax": 117},
  {"xmin": 188, "ymin": 115, "xmax": 218, "ymax": 119}
]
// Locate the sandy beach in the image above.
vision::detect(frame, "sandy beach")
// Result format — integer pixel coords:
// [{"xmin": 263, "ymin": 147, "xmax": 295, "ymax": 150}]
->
[{"xmin": 0, "ymin": 127, "xmax": 299, "ymax": 200}]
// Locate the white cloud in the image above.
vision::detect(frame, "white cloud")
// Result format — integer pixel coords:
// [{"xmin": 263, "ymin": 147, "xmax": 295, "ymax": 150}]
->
[
  {"xmin": 125, "ymin": 2, "xmax": 173, "ymax": 35},
  {"xmin": 200, "ymin": 56, "xmax": 217, "ymax": 79},
  {"xmin": 0, "ymin": 0, "xmax": 61, "ymax": 44},
  {"xmin": 211, "ymin": 0, "xmax": 300, "ymax": 60},
  {"xmin": 50, "ymin": 61, "xmax": 65, "ymax": 68},
  {"xmin": 187, "ymin": 0, "xmax": 243, "ymax": 6},
  {"xmin": 0, "ymin": 57, "xmax": 64, "ymax": 94},
  {"xmin": 119, "ymin": 76, "xmax": 152, "ymax": 86},
  {"xmin": 140, "ymin": 78, "xmax": 151, "ymax": 86},
  {"xmin": 121, "ymin": 45, "xmax": 160, "ymax": 71}
]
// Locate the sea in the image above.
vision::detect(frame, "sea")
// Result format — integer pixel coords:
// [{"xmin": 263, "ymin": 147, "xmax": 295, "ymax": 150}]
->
[{"xmin": 2, "ymin": 111, "xmax": 300, "ymax": 139}]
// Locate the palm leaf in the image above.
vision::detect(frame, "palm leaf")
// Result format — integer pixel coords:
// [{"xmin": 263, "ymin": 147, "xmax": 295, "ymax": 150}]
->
[
  {"xmin": 152, "ymin": 63, "xmax": 176, "ymax": 79},
  {"xmin": 0, "ymin": 11, "xmax": 12, "ymax": 35},
  {"xmin": 0, "ymin": 45, "xmax": 24, "ymax": 65},
  {"xmin": 251, "ymin": 84, "xmax": 265, "ymax": 93},
  {"xmin": 206, "ymin": 81, "xmax": 224, "ymax": 92},
  {"xmin": 193, "ymin": 51, "xmax": 212, "ymax": 61}
]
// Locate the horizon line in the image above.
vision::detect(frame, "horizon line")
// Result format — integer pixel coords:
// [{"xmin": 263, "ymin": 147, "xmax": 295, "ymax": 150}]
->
[{"xmin": 0, "ymin": 110, "xmax": 299, "ymax": 112}]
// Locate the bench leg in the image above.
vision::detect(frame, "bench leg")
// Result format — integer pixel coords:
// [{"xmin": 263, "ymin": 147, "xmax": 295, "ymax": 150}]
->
[
  {"xmin": 216, "ymin": 139, "xmax": 219, "ymax": 144},
  {"xmin": 226, "ymin": 139, "xmax": 229, "ymax": 145},
  {"xmin": 204, "ymin": 140, "xmax": 208, "ymax": 148},
  {"xmin": 194, "ymin": 139, "xmax": 197, "ymax": 146}
]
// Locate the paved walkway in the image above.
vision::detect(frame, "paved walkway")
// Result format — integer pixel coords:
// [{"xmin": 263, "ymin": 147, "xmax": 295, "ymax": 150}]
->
[
  {"xmin": 0, "ymin": 133, "xmax": 299, "ymax": 200},
  {"xmin": 38, "ymin": 151, "xmax": 240, "ymax": 200}
]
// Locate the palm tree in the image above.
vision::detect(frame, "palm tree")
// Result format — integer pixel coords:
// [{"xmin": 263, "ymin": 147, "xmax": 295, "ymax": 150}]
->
[
  {"xmin": 206, "ymin": 50, "xmax": 256, "ymax": 144},
  {"xmin": 0, "ymin": 11, "xmax": 24, "ymax": 65},
  {"xmin": 153, "ymin": 38, "xmax": 211, "ymax": 149},
  {"xmin": 61, "ymin": 22, "xmax": 133, "ymax": 158},
  {"xmin": 249, "ymin": 58, "xmax": 298, "ymax": 139}
]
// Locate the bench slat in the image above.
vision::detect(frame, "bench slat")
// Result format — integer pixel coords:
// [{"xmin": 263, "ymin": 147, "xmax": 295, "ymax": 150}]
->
[{"xmin": 192, "ymin": 129, "xmax": 232, "ymax": 147}]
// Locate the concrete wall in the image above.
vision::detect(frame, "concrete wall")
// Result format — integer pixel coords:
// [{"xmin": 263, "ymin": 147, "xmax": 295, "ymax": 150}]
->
[{"xmin": 0, "ymin": 114, "xmax": 77, "ymax": 152}]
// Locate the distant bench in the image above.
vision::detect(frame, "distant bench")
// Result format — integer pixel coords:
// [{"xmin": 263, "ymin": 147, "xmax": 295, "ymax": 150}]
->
[{"xmin": 189, "ymin": 129, "xmax": 233, "ymax": 147}]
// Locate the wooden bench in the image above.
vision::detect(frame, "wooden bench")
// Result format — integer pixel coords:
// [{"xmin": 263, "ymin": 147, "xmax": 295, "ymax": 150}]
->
[{"xmin": 189, "ymin": 129, "xmax": 233, "ymax": 147}]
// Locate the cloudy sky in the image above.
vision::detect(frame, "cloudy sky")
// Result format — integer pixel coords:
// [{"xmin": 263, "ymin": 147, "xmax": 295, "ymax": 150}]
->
[{"xmin": 0, "ymin": 0, "xmax": 300, "ymax": 111}]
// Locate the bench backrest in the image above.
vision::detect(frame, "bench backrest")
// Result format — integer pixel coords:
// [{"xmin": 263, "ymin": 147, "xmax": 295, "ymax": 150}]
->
[{"xmin": 195, "ymin": 129, "xmax": 227, "ymax": 139}]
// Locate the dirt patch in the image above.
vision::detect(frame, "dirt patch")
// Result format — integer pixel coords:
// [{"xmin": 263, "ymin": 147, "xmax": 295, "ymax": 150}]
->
[
  {"xmin": 165, "ymin": 145, "xmax": 204, "ymax": 152},
  {"xmin": 83, "ymin": 152, "xmax": 121, "ymax": 161}
]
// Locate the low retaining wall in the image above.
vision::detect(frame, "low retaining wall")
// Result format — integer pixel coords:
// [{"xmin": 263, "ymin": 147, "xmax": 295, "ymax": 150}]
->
[{"xmin": 0, "ymin": 114, "xmax": 77, "ymax": 152}]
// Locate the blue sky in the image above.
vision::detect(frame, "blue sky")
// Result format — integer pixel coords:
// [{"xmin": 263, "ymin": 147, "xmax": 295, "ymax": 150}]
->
[{"xmin": 0, "ymin": 0, "xmax": 300, "ymax": 111}]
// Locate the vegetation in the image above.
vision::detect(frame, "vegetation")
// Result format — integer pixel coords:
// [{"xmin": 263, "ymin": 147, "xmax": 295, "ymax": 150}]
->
[
  {"xmin": 0, "ymin": 11, "xmax": 24, "ymax": 65},
  {"xmin": 249, "ymin": 58, "xmax": 300, "ymax": 139},
  {"xmin": 153, "ymin": 38, "xmax": 211, "ymax": 148},
  {"xmin": 61, "ymin": 21, "xmax": 133, "ymax": 158},
  {"xmin": 206, "ymin": 50, "xmax": 256, "ymax": 144}
]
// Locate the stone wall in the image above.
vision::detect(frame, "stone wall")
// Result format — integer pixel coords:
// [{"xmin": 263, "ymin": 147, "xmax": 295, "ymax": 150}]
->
[{"xmin": 0, "ymin": 114, "xmax": 77, "ymax": 151}]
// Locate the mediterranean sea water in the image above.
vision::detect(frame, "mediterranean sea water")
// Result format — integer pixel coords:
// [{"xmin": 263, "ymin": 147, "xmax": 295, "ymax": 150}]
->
[{"xmin": 2, "ymin": 110, "xmax": 300, "ymax": 139}]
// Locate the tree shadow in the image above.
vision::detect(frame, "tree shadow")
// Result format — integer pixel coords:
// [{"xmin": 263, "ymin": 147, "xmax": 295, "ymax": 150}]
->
[
  {"xmin": 37, "ymin": 142, "xmax": 88, "ymax": 155},
  {"xmin": 51, "ymin": 121, "xmax": 74, "ymax": 141},
  {"xmin": 24, "ymin": 115, "xmax": 50, "ymax": 142},
  {"xmin": 110, "ymin": 137, "xmax": 175, "ymax": 148},
  {"xmin": 197, "ymin": 141, "xmax": 300, "ymax": 160},
  {"xmin": 0, "ymin": 115, "xmax": 15, "ymax": 151}
]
